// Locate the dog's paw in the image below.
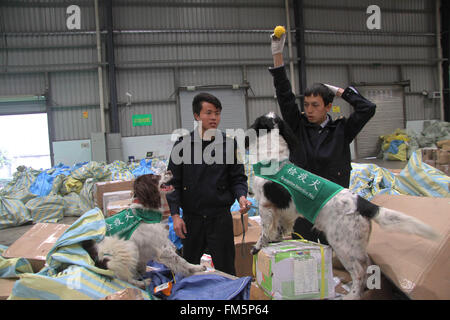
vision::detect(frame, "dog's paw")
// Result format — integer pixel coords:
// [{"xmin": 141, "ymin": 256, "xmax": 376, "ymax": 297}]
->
[
  {"xmin": 189, "ymin": 264, "xmax": 207, "ymax": 274},
  {"xmin": 144, "ymin": 278, "xmax": 152, "ymax": 287},
  {"xmin": 130, "ymin": 279, "xmax": 150, "ymax": 290},
  {"xmin": 342, "ymin": 289, "xmax": 362, "ymax": 300},
  {"xmin": 250, "ymin": 246, "xmax": 260, "ymax": 255}
]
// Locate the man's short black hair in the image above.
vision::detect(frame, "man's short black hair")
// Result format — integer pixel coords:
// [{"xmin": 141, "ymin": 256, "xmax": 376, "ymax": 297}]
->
[
  {"xmin": 304, "ymin": 83, "xmax": 335, "ymax": 106},
  {"xmin": 192, "ymin": 92, "xmax": 222, "ymax": 115}
]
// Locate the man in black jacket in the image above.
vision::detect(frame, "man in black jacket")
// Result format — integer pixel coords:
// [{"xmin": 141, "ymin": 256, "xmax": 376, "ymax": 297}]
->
[
  {"xmin": 166, "ymin": 92, "xmax": 251, "ymax": 275},
  {"xmin": 269, "ymin": 32, "xmax": 376, "ymax": 244}
]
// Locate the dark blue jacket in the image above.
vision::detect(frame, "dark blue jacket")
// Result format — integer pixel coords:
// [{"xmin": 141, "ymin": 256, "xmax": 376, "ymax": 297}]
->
[
  {"xmin": 269, "ymin": 66, "xmax": 376, "ymax": 188},
  {"xmin": 166, "ymin": 129, "xmax": 248, "ymax": 217}
]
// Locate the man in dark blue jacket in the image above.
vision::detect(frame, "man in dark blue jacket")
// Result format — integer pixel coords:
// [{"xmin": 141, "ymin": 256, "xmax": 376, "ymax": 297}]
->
[
  {"xmin": 270, "ymin": 32, "xmax": 376, "ymax": 244},
  {"xmin": 166, "ymin": 92, "xmax": 251, "ymax": 275}
]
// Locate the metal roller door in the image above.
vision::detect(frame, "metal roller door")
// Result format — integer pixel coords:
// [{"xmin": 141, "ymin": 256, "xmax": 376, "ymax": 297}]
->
[{"xmin": 355, "ymin": 86, "xmax": 405, "ymax": 158}]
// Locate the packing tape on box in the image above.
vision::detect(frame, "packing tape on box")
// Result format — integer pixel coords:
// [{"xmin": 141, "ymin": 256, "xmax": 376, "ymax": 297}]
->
[
  {"xmin": 292, "ymin": 232, "xmax": 325, "ymax": 299},
  {"xmin": 252, "ymin": 233, "xmax": 327, "ymax": 299}
]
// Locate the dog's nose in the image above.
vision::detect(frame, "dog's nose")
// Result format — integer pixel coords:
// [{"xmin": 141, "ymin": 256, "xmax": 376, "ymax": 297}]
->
[{"xmin": 166, "ymin": 170, "xmax": 172, "ymax": 175}]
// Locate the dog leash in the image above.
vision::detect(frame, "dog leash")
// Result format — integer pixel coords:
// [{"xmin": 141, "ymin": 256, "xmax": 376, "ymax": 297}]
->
[
  {"xmin": 240, "ymin": 211, "xmax": 245, "ymax": 257},
  {"xmin": 240, "ymin": 204, "xmax": 259, "ymax": 257}
]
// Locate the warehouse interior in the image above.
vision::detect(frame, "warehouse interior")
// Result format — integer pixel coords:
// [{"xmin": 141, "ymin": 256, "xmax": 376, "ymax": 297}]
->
[{"xmin": 0, "ymin": 0, "xmax": 449, "ymax": 302}]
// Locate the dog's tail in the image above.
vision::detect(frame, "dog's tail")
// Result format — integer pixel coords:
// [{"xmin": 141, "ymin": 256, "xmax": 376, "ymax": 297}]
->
[{"xmin": 373, "ymin": 207, "xmax": 441, "ymax": 241}]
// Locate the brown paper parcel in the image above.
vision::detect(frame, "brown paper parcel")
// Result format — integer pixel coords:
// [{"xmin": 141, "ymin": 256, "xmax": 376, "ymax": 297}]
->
[{"xmin": 368, "ymin": 194, "xmax": 450, "ymax": 300}]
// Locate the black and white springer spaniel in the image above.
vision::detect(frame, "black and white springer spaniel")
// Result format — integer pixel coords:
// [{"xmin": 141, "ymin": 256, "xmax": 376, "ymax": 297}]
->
[{"xmin": 246, "ymin": 112, "xmax": 440, "ymax": 300}]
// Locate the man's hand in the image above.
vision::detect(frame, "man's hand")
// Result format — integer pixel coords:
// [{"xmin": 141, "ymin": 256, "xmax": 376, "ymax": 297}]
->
[
  {"xmin": 271, "ymin": 32, "xmax": 286, "ymax": 55},
  {"xmin": 238, "ymin": 196, "xmax": 252, "ymax": 214},
  {"xmin": 323, "ymin": 83, "xmax": 345, "ymax": 97},
  {"xmin": 172, "ymin": 214, "xmax": 187, "ymax": 239}
]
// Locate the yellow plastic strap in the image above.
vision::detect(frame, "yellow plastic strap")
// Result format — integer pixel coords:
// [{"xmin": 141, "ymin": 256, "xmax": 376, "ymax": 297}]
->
[
  {"xmin": 292, "ymin": 232, "xmax": 304, "ymax": 240},
  {"xmin": 252, "ymin": 254, "xmax": 256, "ymax": 278},
  {"xmin": 319, "ymin": 244, "xmax": 325, "ymax": 299}
]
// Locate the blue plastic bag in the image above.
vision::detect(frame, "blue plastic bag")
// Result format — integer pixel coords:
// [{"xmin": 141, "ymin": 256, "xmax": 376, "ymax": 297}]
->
[
  {"xmin": 386, "ymin": 139, "xmax": 404, "ymax": 155},
  {"xmin": 131, "ymin": 159, "xmax": 155, "ymax": 177},
  {"xmin": 29, "ymin": 164, "xmax": 71, "ymax": 197},
  {"xmin": 168, "ymin": 208, "xmax": 183, "ymax": 250},
  {"xmin": 145, "ymin": 261, "xmax": 252, "ymax": 300}
]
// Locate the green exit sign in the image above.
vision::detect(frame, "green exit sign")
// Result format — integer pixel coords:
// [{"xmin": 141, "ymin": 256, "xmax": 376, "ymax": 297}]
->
[{"xmin": 132, "ymin": 114, "xmax": 152, "ymax": 127}]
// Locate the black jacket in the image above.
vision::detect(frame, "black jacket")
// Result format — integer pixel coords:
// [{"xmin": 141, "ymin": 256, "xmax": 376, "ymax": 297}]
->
[
  {"xmin": 166, "ymin": 129, "xmax": 248, "ymax": 217},
  {"xmin": 269, "ymin": 66, "xmax": 376, "ymax": 188}
]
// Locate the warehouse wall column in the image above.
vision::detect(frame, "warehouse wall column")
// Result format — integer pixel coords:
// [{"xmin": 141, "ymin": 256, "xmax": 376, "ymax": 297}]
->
[
  {"xmin": 105, "ymin": 0, "xmax": 120, "ymax": 133},
  {"xmin": 44, "ymin": 72, "xmax": 55, "ymax": 167},
  {"xmin": 441, "ymin": 0, "xmax": 450, "ymax": 121},
  {"xmin": 292, "ymin": 0, "xmax": 307, "ymax": 111}
]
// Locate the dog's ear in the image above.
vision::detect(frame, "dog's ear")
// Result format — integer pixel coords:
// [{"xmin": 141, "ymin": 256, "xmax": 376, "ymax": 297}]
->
[
  {"xmin": 276, "ymin": 117, "xmax": 299, "ymax": 151},
  {"xmin": 248, "ymin": 117, "xmax": 260, "ymax": 132},
  {"xmin": 81, "ymin": 239, "xmax": 111, "ymax": 270},
  {"xmin": 95, "ymin": 257, "xmax": 110, "ymax": 270},
  {"xmin": 81, "ymin": 240, "xmax": 97, "ymax": 255},
  {"xmin": 134, "ymin": 174, "xmax": 162, "ymax": 209},
  {"xmin": 81, "ymin": 240, "xmax": 99, "ymax": 262}
]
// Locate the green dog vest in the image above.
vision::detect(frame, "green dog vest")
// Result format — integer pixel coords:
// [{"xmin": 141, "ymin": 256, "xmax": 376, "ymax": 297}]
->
[
  {"xmin": 253, "ymin": 160, "xmax": 344, "ymax": 223},
  {"xmin": 105, "ymin": 207, "xmax": 162, "ymax": 240}
]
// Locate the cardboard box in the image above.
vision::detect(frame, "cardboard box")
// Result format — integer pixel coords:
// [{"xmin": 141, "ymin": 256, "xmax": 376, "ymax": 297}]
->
[
  {"xmin": 436, "ymin": 149, "xmax": 449, "ymax": 165},
  {"xmin": 435, "ymin": 164, "xmax": 449, "ymax": 176},
  {"xmin": 0, "ymin": 278, "xmax": 16, "ymax": 300},
  {"xmin": 231, "ymin": 211, "xmax": 249, "ymax": 236},
  {"xmin": 421, "ymin": 148, "xmax": 437, "ymax": 161},
  {"xmin": 234, "ymin": 219, "xmax": 261, "ymax": 278},
  {"xmin": 102, "ymin": 190, "xmax": 134, "ymax": 213},
  {"xmin": 250, "ymin": 282, "xmax": 271, "ymax": 300},
  {"xmin": 368, "ymin": 194, "xmax": 450, "ymax": 300},
  {"xmin": 332, "ymin": 267, "xmax": 395, "ymax": 300},
  {"xmin": 388, "ymin": 169, "xmax": 403, "ymax": 175},
  {"xmin": 436, "ymin": 139, "xmax": 450, "ymax": 150},
  {"xmin": 160, "ymin": 193, "xmax": 170, "ymax": 220},
  {"xmin": 254, "ymin": 240, "xmax": 335, "ymax": 300},
  {"xmin": 1, "ymin": 223, "xmax": 70, "ymax": 273},
  {"xmin": 94, "ymin": 180, "xmax": 134, "ymax": 210},
  {"xmin": 423, "ymin": 159, "xmax": 436, "ymax": 167},
  {"xmin": 101, "ymin": 288, "xmax": 146, "ymax": 300},
  {"xmin": 105, "ymin": 198, "xmax": 133, "ymax": 217}
]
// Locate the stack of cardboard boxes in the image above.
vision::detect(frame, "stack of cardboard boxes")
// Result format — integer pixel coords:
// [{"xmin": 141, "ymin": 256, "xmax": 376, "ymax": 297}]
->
[
  {"xmin": 93, "ymin": 179, "xmax": 171, "ymax": 219},
  {"xmin": 422, "ymin": 140, "xmax": 450, "ymax": 176},
  {"xmin": 368, "ymin": 194, "xmax": 450, "ymax": 300},
  {"xmin": 93, "ymin": 180, "xmax": 134, "ymax": 216}
]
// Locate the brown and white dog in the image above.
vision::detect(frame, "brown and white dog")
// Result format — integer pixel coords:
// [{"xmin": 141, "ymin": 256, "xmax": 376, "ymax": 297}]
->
[
  {"xmin": 83, "ymin": 171, "xmax": 205, "ymax": 289},
  {"xmin": 246, "ymin": 112, "xmax": 441, "ymax": 299}
]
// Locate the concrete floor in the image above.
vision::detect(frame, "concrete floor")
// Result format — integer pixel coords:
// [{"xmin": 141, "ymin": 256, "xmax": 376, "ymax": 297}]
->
[{"xmin": 0, "ymin": 158, "xmax": 407, "ymax": 248}]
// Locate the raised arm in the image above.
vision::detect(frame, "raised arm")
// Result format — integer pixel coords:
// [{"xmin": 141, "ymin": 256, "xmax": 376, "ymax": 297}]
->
[{"xmin": 269, "ymin": 32, "xmax": 301, "ymax": 133}]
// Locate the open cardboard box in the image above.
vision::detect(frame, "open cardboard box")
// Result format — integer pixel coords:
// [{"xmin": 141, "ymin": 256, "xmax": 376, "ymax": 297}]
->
[
  {"xmin": 102, "ymin": 190, "xmax": 134, "ymax": 214},
  {"xmin": 1, "ymin": 223, "xmax": 70, "ymax": 273},
  {"xmin": 0, "ymin": 278, "xmax": 17, "ymax": 300},
  {"xmin": 369, "ymin": 194, "xmax": 450, "ymax": 300},
  {"xmin": 105, "ymin": 198, "xmax": 133, "ymax": 217},
  {"xmin": 234, "ymin": 218, "xmax": 261, "ymax": 278},
  {"xmin": 94, "ymin": 180, "xmax": 134, "ymax": 210}
]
